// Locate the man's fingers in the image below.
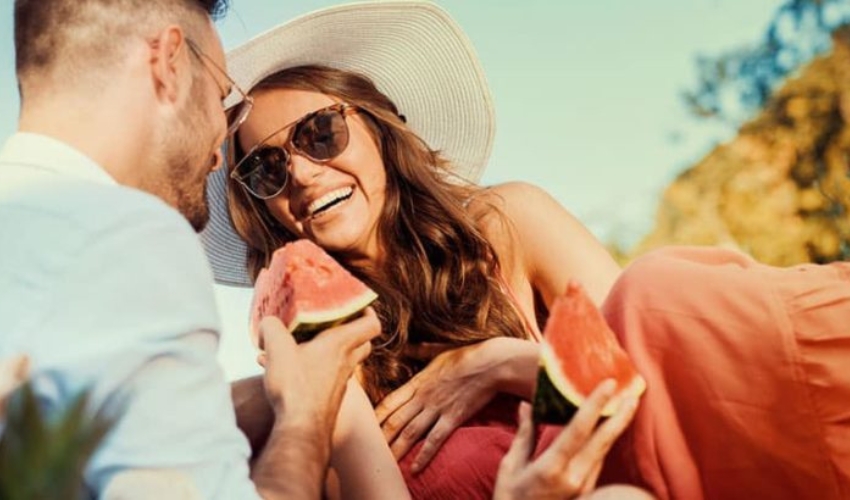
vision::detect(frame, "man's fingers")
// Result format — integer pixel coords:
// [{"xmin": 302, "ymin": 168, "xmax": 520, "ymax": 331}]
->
[
  {"xmin": 314, "ymin": 307, "xmax": 381, "ymax": 346},
  {"xmin": 347, "ymin": 307, "xmax": 381, "ymax": 345},
  {"xmin": 350, "ymin": 339, "xmax": 372, "ymax": 366},
  {"xmin": 258, "ymin": 316, "xmax": 297, "ymax": 361},
  {"xmin": 389, "ymin": 408, "xmax": 437, "ymax": 461}
]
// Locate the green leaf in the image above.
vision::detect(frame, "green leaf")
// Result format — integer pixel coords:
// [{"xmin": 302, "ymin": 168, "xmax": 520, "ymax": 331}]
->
[{"xmin": 0, "ymin": 382, "xmax": 118, "ymax": 500}]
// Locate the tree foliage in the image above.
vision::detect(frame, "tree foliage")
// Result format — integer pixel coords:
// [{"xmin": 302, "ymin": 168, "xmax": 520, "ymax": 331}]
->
[{"xmin": 684, "ymin": 0, "xmax": 850, "ymax": 124}]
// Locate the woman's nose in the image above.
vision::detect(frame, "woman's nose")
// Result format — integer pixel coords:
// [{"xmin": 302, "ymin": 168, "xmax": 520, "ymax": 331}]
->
[{"xmin": 286, "ymin": 152, "xmax": 324, "ymax": 186}]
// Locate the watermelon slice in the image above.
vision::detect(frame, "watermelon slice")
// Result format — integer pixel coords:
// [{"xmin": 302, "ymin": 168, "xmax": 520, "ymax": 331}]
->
[
  {"xmin": 532, "ymin": 281, "xmax": 645, "ymax": 424},
  {"xmin": 250, "ymin": 239, "xmax": 378, "ymax": 344}
]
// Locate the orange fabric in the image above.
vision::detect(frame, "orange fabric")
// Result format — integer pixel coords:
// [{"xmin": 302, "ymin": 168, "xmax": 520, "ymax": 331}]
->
[{"xmin": 599, "ymin": 246, "xmax": 850, "ymax": 500}]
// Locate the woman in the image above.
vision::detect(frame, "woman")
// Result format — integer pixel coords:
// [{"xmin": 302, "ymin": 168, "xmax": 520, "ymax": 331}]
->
[
  {"xmin": 205, "ymin": 3, "xmax": 850, "ymax": 500},
  {"xmin": 201, "ymin": 2, "xmax": 629, "ymax": 499}
]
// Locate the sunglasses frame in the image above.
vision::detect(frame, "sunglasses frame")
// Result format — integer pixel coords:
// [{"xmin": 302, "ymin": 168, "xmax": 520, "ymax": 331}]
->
[
  {"xmin": 185, "ymin": 38, "xmax": 254, "ymax": 137},
  {"xmin": 230, "ymin": 103, "xmax": 361, "ymax": 200}
]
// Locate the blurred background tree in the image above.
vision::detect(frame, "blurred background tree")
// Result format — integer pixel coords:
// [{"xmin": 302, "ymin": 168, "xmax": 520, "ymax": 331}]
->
[
  {"xmin": 684, "ymin": 0, "xmax": 850, "ymax": 125},
  {"xmin": 633, "ymin": 0, "xmax": 850, "ymax": 265}
]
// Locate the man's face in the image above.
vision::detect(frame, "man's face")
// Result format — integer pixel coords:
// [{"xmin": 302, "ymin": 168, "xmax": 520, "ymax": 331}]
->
[{"xmin": 151, "ymin": 24, "xmax": 229, "ymax": 232}]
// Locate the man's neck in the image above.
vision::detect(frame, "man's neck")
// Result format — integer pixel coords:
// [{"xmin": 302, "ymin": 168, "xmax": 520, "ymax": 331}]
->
[{"xmin": 18, "ymin": 88, "xmax": 152, "ymax": 188}]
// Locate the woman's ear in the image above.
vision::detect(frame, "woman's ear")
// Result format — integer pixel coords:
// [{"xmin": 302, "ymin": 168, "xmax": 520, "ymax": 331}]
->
[{"xmin": 148, "ymin": 25, "xmax": 187, "ymax": 104}]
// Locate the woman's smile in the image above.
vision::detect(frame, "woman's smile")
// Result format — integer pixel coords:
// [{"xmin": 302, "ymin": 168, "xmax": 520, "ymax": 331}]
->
[{"xmin": 305, "ymin": 185, "xmax": 355, "ymax": 220}]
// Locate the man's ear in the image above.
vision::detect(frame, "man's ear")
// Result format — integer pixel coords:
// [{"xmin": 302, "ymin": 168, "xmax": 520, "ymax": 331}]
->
[{"xmin": 149, "ymin": 26, "xmax": 187, "ymax": 104}]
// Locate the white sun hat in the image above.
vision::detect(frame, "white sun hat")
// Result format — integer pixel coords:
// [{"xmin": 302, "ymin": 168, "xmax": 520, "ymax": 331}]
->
[{"xmin": 201, "ymin": 0, "xmax": 495, "ymax": 287}]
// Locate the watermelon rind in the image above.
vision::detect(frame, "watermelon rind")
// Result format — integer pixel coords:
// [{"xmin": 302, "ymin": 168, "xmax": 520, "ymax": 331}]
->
[
  {"xmin": 532, "ymin": 341, "xmax": 646, "ymax": 424},
  {"xmin": 288, "ymin": 289, "xmax": 378, "ymax": 343},
  {"xmin": 532, "ymin": 366, "xmax": 579, "ymax": 424}
]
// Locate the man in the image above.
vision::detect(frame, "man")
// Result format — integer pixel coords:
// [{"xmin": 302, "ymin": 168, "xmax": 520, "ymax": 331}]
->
[{"xmin": 0, "ymin": 1, "xmax": 377, "ymax": 498}]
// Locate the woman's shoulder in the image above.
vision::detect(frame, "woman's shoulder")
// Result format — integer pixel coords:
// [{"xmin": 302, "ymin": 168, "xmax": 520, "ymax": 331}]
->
[
  {"xmin": 466, "ymin": 181, "xmax": 558, "ymax": 223},
  {"xmin": 464, "ymin": 182, "xmax": 557, "ymax": 267}
]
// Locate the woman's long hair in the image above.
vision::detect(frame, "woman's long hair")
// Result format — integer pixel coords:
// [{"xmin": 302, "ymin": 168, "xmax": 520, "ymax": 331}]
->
[{"xmin": 226, "ymin": 65, "xmax": 531, "ymax": 402}]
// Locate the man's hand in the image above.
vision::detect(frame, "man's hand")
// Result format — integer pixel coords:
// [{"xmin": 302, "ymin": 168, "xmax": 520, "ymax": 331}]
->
[
  {"xmin": 493, "ymin": 380, "xmax": 639, "ymax": 500},
  {"xmin": 248, "ymin": 308, "xmax": 380, "ymax": 499},
  {"xmin": 258, "ymin": 308, "xmax": 378, "ymax": 432}
]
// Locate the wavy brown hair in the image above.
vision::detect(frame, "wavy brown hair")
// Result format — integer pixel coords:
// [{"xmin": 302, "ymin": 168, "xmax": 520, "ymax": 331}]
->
[{"xmin": 226, "ymin": 65, "xmax": 531, "ymax": 402}]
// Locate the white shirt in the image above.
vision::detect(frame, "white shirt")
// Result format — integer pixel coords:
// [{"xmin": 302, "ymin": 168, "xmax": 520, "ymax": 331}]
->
[{"xmin": 0, "ymin": 133, "xmax": 261, "ymax": 499}]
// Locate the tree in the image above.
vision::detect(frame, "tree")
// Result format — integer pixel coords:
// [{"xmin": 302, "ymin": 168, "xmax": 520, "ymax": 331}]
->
[{"xmin": 684, "ymin": 0, "xmax": 850, "ymax": 125}]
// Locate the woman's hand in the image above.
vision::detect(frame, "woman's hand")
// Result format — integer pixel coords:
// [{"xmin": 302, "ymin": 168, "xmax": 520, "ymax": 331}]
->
[
  {"xmin": 493, "ymin": 380, "xmax": 639, "ymax": 500},
  {"xmin": 374, "ymin": 337, "xmax": 538, "ymax": 473}
]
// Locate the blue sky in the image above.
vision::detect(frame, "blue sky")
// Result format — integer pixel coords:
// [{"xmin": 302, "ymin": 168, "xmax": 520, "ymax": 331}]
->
[{"xmin": 0, "ymin": 0, "xmax": 784, "ymax": 379}]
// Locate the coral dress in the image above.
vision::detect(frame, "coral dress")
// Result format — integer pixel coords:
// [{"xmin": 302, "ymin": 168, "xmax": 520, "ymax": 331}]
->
[{"xmin": 599, "ymin": 246, "xmax": 850, "ymax": 499}]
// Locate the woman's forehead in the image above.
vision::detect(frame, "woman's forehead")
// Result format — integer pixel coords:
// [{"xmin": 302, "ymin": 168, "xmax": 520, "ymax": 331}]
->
[
  {"xmin": 254, "ymin": 88, "xmax": 337, "ymax": 121},
  {"xmin": 239, "ymin": 88, "xmax": 337, "ymax": 145}
]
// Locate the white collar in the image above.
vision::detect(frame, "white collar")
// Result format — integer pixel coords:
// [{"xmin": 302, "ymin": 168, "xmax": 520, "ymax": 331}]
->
[{"xmin": 0, "ymin": 132, "xmax": 117, "ymax": 185}]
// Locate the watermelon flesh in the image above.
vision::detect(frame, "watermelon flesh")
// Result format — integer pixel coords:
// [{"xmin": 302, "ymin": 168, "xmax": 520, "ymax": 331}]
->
[
  {"xmin": 532, "ymin": 281, "xmax": 645, "ymax": 424},
  {"xmin": 250, "ymin": 239, "xmax": 378, "ymax": 344}
]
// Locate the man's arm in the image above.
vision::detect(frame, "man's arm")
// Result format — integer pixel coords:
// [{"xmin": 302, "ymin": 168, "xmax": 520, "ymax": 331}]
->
[
  {"xmin": 231, "ymin": 376, "xmax": 274, "ymax": 459},
  {"xmin": 241, "ymin": 312, "xmax": 379, "ymax": 499}
]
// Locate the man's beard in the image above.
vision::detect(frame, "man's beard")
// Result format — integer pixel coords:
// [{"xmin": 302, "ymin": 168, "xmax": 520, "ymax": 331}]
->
[
  {"xmin": 152, "ymin": 81, "xmax": 215, "ymax": 232},
  {"xmin": 166, "ymin": 153, "xmax": 211, "ymax": 232}
]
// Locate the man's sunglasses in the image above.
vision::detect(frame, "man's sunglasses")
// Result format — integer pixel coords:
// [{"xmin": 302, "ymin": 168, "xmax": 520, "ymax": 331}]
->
[
  {"xmin": 185, "ymin": 38, "xmax": 253, "ymax": 137},
  {"xmin": 230, "ymin": 103, "xmax": 361, "ymax": 200}
]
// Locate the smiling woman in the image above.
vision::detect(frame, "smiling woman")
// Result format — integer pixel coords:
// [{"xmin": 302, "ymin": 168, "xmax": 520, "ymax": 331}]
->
[{"xmin": 201, "ymin": 2, "xmax": 624, "ymax": 499}]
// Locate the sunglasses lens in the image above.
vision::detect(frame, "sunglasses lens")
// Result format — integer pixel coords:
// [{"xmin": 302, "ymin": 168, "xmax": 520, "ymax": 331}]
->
[
  {"xmin": 234, "ymin": 105, "xmax": 355, "ymax": 200},
  {"xmin": 293, "ymin": 108, "xmax": 350, "ymax": 161},
  {"xmin": 238, "ymin": 146, "xmax": 289, "ymax": 198}
]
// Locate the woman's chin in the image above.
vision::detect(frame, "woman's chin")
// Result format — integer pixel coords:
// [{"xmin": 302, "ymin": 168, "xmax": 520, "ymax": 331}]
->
[{"xmin": 304, "ymin": 229, "xmax": 363, "ymax": 256}]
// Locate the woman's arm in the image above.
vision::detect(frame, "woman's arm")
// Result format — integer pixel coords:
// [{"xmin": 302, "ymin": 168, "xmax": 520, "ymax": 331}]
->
[
  {"xmin": 471, "ymin": 181, "xmax": 621, "ymax": 308},
  {"xmin": 326, "ymin": 379, "xmax": 411, "ymax": 500}
]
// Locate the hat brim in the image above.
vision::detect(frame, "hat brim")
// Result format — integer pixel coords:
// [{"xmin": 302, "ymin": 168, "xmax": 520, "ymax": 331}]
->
[{"xmin": 201, "ymin": 0, "xmax": 495, "ymax": 287}]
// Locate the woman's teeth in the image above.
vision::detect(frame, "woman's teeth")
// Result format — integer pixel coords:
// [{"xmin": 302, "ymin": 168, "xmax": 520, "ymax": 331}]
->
[{"xmin": 308, "ymin": 187, "xmax": 354, "ymax": 217}]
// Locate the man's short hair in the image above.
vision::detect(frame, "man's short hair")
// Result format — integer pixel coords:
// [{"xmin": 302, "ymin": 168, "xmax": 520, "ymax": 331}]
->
[{"xmin": 14, "ymin": 0, "xmax": 229, "ymax": 92}]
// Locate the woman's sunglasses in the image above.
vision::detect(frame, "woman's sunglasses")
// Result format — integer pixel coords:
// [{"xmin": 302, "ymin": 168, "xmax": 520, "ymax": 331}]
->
[{"xmin": 230, "ymin": 103, "xmax": 361, "ymax": 200}]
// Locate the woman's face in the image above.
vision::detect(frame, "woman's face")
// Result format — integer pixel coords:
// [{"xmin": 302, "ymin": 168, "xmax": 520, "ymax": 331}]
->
[{"xmin": 237, "ymin": 88, "xmax": 388, "ymax": 261}]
